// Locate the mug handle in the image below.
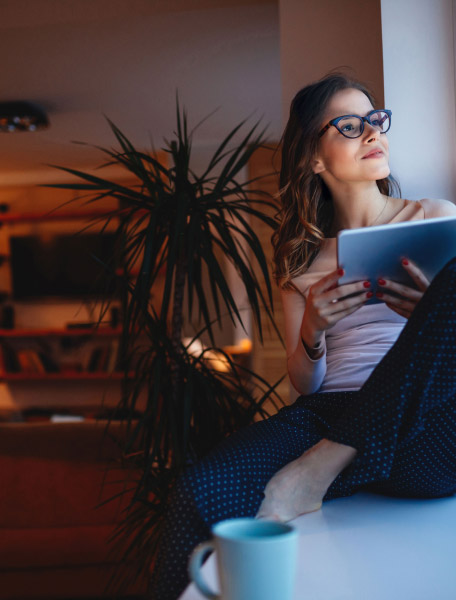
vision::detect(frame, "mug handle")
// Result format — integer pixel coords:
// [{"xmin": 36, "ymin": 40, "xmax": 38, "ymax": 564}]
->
[{"xmin": 188, "ymin": 540, "xmax": 219, "ymax": 599}]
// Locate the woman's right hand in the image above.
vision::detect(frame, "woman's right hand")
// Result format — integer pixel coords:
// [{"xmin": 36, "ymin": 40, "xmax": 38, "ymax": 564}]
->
[{"xmin": 300, "ymin": 268, "xmax": 372, "ymax": 350}]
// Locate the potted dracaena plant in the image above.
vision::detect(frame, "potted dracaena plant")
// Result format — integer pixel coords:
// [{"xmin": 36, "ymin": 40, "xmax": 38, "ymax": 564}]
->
[{"xmin": 46, "ymin": 102, "xmax": 284, "ymax": 589}]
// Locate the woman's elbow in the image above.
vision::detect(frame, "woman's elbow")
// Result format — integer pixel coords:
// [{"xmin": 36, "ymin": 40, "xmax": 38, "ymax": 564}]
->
[{"xmin": 288, "ymin": 373, "xmax": 319, "ymax": 397}]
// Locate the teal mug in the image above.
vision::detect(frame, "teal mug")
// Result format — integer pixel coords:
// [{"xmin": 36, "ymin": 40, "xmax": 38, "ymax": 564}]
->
[{"xmin": 188, "ymin": 517, "xmax": 298, "ymax": 600}]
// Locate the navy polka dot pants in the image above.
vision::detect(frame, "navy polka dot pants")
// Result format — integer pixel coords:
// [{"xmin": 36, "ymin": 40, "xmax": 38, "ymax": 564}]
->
[{"xmin": 149, "ymin": 257, "xmax": 456, "ymax": 600}]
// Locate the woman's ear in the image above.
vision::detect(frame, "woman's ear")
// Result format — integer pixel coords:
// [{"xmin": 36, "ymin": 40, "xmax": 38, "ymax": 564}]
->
[{"xmin": 311, "ymin": 156, "xmax": 325, "ymax": 174}]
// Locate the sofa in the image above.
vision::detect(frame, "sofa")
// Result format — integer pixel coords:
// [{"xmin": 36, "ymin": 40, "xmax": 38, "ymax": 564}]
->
[{"xmin": 0, "ymin": 420, "xmax": 148, "ymax": 599}]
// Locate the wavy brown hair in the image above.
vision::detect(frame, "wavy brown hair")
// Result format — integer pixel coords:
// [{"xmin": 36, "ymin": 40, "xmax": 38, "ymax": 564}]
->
[{"xmin": 272, "ymin": 73, "xmax": 400, "ymax": 289}]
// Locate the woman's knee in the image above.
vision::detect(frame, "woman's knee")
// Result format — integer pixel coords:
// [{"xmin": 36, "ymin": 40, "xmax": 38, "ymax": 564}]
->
[
  {"xmin": 172, "ymin": 464, "xmax": 204, "ymax": 503},
  {"xmin": 410, "ymin": 255, "xmax": 456, "ymax": 324}
]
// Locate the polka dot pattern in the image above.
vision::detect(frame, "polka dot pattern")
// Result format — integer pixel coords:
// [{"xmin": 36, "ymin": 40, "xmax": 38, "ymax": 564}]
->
[{"xmin": 149, "ymin": 258, "xmax": 456, "ymax": 600}]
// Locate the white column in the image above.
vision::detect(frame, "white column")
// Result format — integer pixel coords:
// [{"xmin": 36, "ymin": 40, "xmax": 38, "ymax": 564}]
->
[{"xmin": 381, "ymin": 0, "xmax": 456, "ymax": 202}]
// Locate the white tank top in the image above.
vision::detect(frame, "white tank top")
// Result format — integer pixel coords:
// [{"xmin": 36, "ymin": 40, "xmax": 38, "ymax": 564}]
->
[{"xmin": 319, "ymin": 303, "xmax": 405, "ymax": 392}]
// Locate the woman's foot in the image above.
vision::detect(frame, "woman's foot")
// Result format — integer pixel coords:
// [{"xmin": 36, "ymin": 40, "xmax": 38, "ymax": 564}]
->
[
  {"xmin": 256, "ymin": 439, "xmax": 357, "ymax": 522},
  {"xmin": 256, "ymin": 455, "xmax": 326, "ymax": 521}
]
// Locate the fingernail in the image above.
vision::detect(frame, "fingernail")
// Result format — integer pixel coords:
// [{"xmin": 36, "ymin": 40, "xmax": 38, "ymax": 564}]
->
[
  {"xmin": 338, "ymin": 268, "xmax": 345, "ymax": 276},
  {"xmin": 376, "ymin": 292, "xmax": 383, "ymax": 298},
  {"xmin": 366, "ymin": 291, "xmax": 373, "ymax": 298},
  {"xmin": 402, "ymin": 259, "xmax": 409, "ymax": 266},
  {"xmin": 363, "ymin": 281, "xmax": 371, "ymax": 288},
  {"xmin": 378, "ymin": 278, "xmax": 386, "ymax": 285}
]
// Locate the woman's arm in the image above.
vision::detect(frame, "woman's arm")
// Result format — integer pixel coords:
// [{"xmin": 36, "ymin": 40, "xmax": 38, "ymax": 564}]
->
[
  {"xmin": 281, "ymin": 269, "xmax": 372, "ymax": 396},
  {"xmin": 281, "ymin": 287, "xmax": 327, "ymax": 396}
]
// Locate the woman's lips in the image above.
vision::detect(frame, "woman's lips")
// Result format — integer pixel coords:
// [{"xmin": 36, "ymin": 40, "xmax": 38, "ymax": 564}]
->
[{"xmin": 362, "ymin": 151, "xmax": 384, "ymax": 159}]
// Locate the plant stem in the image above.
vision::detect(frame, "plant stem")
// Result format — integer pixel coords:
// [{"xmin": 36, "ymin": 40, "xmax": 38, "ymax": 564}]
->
[
  {"xmin": 171, "ymin": 251, "xmax": 187, "ymax": 353},
  {"xmin": 170, "ymin": 250, "xmax": 187, "ymax": 459}
]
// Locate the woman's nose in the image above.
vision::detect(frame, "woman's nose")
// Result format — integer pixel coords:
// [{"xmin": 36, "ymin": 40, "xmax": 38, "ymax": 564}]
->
[{"xmin": 364, "ymin": 123, "xmax": 380, "ymax": 142}]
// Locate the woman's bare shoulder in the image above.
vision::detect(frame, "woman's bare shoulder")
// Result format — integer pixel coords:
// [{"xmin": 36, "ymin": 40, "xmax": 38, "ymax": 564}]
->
[
  {"xmin": 280, "ymin": 275, "xmax": 308, "ymax": 299},
  {"xmin": 418, "ymin": 198, "xmax": 456, "ymax": 218},
  {"xmin": 284, "ymin": 246, "xmax": 337, "ymax": 299}
]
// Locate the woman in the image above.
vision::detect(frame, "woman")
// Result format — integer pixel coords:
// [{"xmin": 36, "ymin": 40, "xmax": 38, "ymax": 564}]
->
[{"xmin": 150, "ymin": 73, "xmax": 456, "ymax": 599}]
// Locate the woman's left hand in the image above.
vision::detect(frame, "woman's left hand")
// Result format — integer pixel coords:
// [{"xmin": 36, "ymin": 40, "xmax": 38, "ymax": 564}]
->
[{"xmin": 377, "ymin": 258, "xmax": 430, "ymax": 318}]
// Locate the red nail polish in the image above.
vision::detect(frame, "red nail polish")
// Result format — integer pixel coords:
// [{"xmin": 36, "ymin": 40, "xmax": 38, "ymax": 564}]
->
[
  {"xmin": 376, "ymin": 291, "xmax": 383, "ymax": 298},
  {"xmin": 378, "ymin": 278, "xmax": 386, "ymax": 285},
  {"xmin": 363, "ymin": 281, "xmax": 371, "ymax": 288},
  {"xmin": 366, "ymin": 291, "xmax": 373, "ymax": 298},
  {"xmin": 402, "ymin": 259, "xmax": 409, "ymax": 266},
  {"xmin": 338, "ymin": 268, "xmax": 345, "ymax": 276}
]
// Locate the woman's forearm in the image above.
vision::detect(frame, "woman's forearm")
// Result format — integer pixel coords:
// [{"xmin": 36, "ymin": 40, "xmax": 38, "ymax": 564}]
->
[{"xmin": 287, "ymin": 335, "xmax": 327, "ymax": 395}]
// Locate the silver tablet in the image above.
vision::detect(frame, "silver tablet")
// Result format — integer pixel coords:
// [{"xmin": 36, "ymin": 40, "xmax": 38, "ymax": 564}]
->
[{"xmin": 337, "ymin": 215, "xmax": 456, "ymax": 304}]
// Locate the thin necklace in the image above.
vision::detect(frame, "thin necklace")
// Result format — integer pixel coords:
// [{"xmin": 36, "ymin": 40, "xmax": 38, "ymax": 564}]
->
[{"xmin": 370, "ymin": 195, "xmax": 389, "ymax": 227}]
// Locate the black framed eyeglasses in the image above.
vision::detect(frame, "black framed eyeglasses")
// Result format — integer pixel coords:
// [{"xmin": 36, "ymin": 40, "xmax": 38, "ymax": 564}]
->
[{"xmin": 319, "ymin": 109, "xmax": 392, "ymax": 139}]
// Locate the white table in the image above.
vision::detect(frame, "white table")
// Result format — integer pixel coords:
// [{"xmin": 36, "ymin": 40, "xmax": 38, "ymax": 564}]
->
[{"xmin": 179, "ymin": 492, "xmax": 456, "ymax": 600}]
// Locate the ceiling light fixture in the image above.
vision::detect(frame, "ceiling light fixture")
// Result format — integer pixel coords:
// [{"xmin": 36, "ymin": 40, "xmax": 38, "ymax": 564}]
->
[{"xmin": 0, "ymin": 101, "xmax": 49, "ymax": 132}]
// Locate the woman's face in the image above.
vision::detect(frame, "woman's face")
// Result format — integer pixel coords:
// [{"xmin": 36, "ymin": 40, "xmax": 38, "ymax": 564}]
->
[{"xmin": 312, "ymin": 88, "xmax": 390, "ymax": 186}]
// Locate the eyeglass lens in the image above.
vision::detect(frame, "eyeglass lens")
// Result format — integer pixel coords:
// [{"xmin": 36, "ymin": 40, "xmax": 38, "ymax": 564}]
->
[{"xmin": 337, "ymin": 110, "xmax": 390, "ymax": 138}]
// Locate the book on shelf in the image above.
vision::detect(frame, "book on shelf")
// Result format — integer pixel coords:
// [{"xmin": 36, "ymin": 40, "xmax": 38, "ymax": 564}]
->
[
  {"xmin": 27, "ymin": 350, "xmax": 46, "ymax": 373},
  {"xmin": 98, "ymin": 345, "xmax": 111, "ymax": 371},
  {"xmin": 2, "ymin": 344, "xmax": 20, "ymax": 373},
  {"xmin": 37, "ymin": 351, "xmax": 59, "ymax": 373},
  {"xmin": 87, "ymin": 346, "xmax": 103, "ymax": 372},
  {"xmin": 106, "ymin": 339, "xmax": 120, "ymax": 373},
  {"xmin": 0, "ymin": 344, "xmax": 5, "ymax": 373},
  {"xmin": 14, "ymin": 349, "xmax": 46, "ymax": 373},
  {"xmin": 87, "ymin": 340, "xmax": 120, "ymax": 373}
]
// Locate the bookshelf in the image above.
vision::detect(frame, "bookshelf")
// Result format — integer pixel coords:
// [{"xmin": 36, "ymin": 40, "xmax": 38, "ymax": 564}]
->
[
  {"xmin": 0, "ymin": 185, "xmax": 150, "ymax": 420},
  {"xmin": 0, "ymin": 204, "xmax": 128, "ymax": 384},
  {"xmin": 0, "ymin": 327, "xmax": 124, "ymax": 381}
]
